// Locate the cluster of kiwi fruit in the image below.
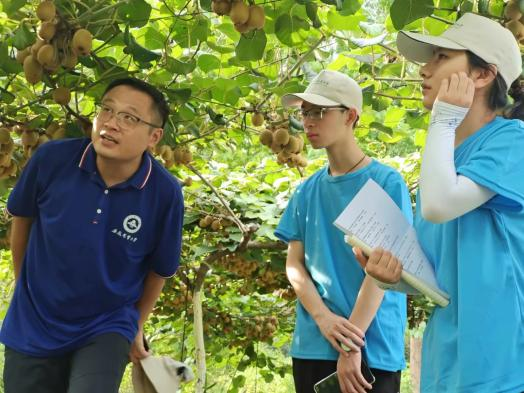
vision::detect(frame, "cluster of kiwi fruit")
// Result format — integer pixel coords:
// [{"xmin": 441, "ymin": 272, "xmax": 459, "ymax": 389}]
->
[
  {"xmin": 243, "ymin": 315, "xmax": 278, "ymax": 342},
  {"xmin": 0, "ymin": 122, "xmax": 59, "ymax": 180},
  {"xmin": 216, "ymin": 253, "xmax": 258, "ymax": 278},
  {"xmin": 255, "ymin": 268, "xmax": 284, "ymax": 292},
  {"xmin": 0, "ymin": 128, "xmax": 17, "ymax": 180},
  {"xmin": 259, "ymin": 125, "xmax": 307, "ymax": 168},
  {"xmin": 211, "ymin": 0, "xmax": 265, "ymax": 33},
  {"xmin": 504, "ymin": 1, "xmax": 524, "ymax": 43},
  {"xmin": 154, "ymin": 145, "xmax": 193, "ymax": 169},
  {"xmin": 199, "ymin": 214, "xmax": 234, "ymax": 232},
  {"xmin": 16, "ymin": 1, "xmax": 93, "ymax": 103},
  {"xmin": 204, "ymin": 310, "xmax": 234, "ymax": 335}
]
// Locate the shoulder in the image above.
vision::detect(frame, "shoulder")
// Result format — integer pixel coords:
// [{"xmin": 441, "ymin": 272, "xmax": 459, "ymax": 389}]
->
[
  {"xmin": 26, "ymin": 138, "xmax": 89, "ymax": 170},
  {"xmin": 293, "ymin": 167, "xmax": 326, "ymax": 195},
  {"xmin": 148, "ymin": 156, "xmax": 183, "ymax": 199},
  {"xmin": 33, "ymin": 138, "xmax": 89, "ymax": 157},
  {"xmin": 367, "ymin": 160, "xmax": 406, "ymax": 187},
  {"xmin": 484, "ymin": 117, "xmax": 524, "ymax": 140}
]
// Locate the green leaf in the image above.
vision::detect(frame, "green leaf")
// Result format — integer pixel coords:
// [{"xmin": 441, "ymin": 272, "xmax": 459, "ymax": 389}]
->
[
  {"xmin": 340, "ymin": 0, "xmax": 361, "ymax": 16},
  {"xmin": 12, "ymin": 23, "xmax": 35, "ymax": 50},
  {"xmin": 167, "ymin": 57, "xmax": 197, "ymax": 75},
  {"xmin": 123, "ymin": 27, "xmax": 161, "ymax": 64},
  {"xmin": 305, "ymin": 2, "xmax": 321, "ymax": 28},
  {"xmin": 236, "ymin": 30, "xmax": 267, "ymax": 61},
  {"xmin": 370, "ymin": 121, "xmax": 393, "ymax": 134},
  {"xmin": 478, "ymin": 0, "xmax": 489, "ymax": 14},
  {"xmin": 198, "ymin": 54, "xmax": 221, "ymax": 72},
  {"xmin": 390, "ymin": 0, "xmax": 434, "ymax": 30},
  {"xmin": 117, "ymin": 0, "xmax": 152, "ymax": 28},
  {"xmin": 168, "ymin": 88, "xmax": 192, "ymax": 105},
  {"xmin": 3, "ymin": 0, "xmax": 26, "ymax": 17},
  {"xmin": 274, "ymin": 15, "xmax": 309, "ymax": 46}
]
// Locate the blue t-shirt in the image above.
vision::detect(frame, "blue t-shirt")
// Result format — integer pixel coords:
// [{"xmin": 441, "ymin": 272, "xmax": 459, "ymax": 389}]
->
[
  {"xmin": 275, "ymin": 160, "xmax": 411, "ymax": 371},
  {"xmin": 0, "ymin": 138, "xmax": 184, "ymax": 356},
  {"xmin": 415, "ymin": 117, "xmax": 524, "ymax": 393}
]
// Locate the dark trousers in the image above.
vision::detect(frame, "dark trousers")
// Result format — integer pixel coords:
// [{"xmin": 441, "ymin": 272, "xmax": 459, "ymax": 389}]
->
[
  {"xmin": 3, "ymin": 333, "xmax": 130, "ymax": 393},
  {"xmin": 292, "ymin": 358, "xmax": 401, "ymax": 393}
]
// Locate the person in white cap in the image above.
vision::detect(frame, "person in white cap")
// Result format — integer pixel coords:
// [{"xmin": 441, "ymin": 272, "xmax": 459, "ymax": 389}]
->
[
  {"xmin": 355, "ymin": 13, "xmax": 524, "ymax": 393},
  {"xmin": 275, "ymin": 70, "xmax": 412, "ymax": 393}
]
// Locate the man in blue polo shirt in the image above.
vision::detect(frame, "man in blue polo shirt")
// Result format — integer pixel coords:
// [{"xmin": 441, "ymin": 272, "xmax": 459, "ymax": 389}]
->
[{"xmin": 1, "ymin": 78, "xmax": 184, "ymax": 393}]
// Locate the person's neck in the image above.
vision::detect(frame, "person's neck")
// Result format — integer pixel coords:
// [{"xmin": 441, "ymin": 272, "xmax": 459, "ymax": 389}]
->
[
  {"xmin": 326, "ymin": 139, "xmax": 368, "ymax": 177},
  {"xmin": 455, "ymin": 99, "xmax": 497, "ymax": 147},
  {"xmin": 96, "ymin": 155, "xmax": 143, "ymax": 187}
]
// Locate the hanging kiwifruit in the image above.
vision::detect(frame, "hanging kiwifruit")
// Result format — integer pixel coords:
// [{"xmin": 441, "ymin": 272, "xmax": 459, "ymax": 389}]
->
[
  {"xmin": 229, "ymin": 0, "xmax": 249, "ymax": 25},
  {"xmin": 259, "ymin": 129, "xmax": 273, "ymax": 146},
  {"xmin": 23, "ymin": 55, "xmax": 43, "ymax": 84},
  {"xmin": 252, "ymin": 112, "xmax": 264, "ymax": 127},
  {"xmin": 52, "ymin": 87, "xmax": 71, "ymax": 105},
  {"xmin": 61, "ymin": 51, "xmax": 78, "ymax": 69},
  {"xmin": 38, "ymin": 21, "xmax": 56, "ymax": 41},
  {"xmin": 212, "ymin": 0, "xmax": 231, "ymax": 16},
  {"xmin": 246, "ymin": 5, "xmax": 265, "ymax": 30},
  {"xmin": 16, "ymin": 47, "xmax": 31, "ymax": 64},
  {"xmin": 504, "ymin": 1, "xmax": 522, "ymax": 21},
  {"xmin": 71, "ymin": 29, "xmax": 93, "ymax": 56},
  {"xmin": 36, "ymin": 1, "xmax": 56, "ymax": 22},
  {"xmin": 36, "ymin": 44, "xmax": 55, "ymax": 68},
  {"xmin": 31, "ymin": 38, "xmax": 46, "ymax": 57},
  {"xmin": 506, "ymin": 19, "xmax": 524, "ymax": 40},
  {"xmin": 273, "ymin": 128, "xmax": 290, "ymax": 145}
]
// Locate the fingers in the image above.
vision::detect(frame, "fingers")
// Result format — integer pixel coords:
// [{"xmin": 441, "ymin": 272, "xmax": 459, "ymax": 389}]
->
[
  {"xmin": 437, "ymin": 72, "xmax": 475, "ymax": 108},
  {"xmin": 352, "ymin": 247, "xmax": 368, "ymax": 269},
  {"xmin": 365, "ymin": 248, "xmax": 402, "ymax": 284}
]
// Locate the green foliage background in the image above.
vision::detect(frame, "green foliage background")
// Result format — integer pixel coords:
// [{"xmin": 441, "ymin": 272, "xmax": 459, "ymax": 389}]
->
[{"xmin": 0, "ymin": 0, "xmax": 514, "ymax": 391}]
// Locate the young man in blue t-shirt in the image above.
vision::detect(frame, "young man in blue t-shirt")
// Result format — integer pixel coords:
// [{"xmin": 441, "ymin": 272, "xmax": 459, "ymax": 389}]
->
[
  {"xmin": 275, "ymin": 70, "xmax": 411, "ymax": 393},
  {"xmin": 1, "ymin": 78, "xmax": 184, "ymax": 393}
]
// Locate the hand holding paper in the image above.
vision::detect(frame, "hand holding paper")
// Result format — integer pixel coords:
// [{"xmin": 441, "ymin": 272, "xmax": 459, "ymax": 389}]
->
[{"xmin": 334, "ymin": 179, "xmax": 450, "ymax": 307}]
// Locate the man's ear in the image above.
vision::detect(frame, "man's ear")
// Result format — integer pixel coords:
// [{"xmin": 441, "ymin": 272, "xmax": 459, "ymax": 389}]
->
[
  {"xmin": 149, "ymin": 127, "xmax": 163, "ymax": 147},
  {"xmin": 345, "ymin": 108, "xmax": 358, "ymax": 126},
  {"xmin": 472, "ymin": 64, "xmax": 497, "ymax": 89}
]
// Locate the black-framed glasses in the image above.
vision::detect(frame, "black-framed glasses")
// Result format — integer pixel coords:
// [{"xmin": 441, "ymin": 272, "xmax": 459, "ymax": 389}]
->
[
  {"xmin": 296, "ymin": 106, "xmax": 348, "ymax": 121},
  {"xmin": 95, "ymin": 103, "xmax": 162, "ymax": 129}
]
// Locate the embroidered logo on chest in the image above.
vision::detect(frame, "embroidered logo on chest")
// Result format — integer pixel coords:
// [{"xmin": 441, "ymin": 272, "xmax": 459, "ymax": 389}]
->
[{"xmin": 111, "ymin": 214, "xmax": 141, "ymax": 243}]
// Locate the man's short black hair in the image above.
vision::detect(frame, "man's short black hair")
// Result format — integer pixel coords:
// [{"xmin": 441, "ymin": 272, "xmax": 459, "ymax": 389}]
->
[{"xmin": 102, "ymin": 77, "xmax": 169, "ymax": 128}]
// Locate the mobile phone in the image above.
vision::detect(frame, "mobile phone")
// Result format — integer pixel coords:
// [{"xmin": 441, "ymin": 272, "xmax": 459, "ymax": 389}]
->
[{"xmin": 313, "ymin": 360, "xmax": 375, "ymax": 393}]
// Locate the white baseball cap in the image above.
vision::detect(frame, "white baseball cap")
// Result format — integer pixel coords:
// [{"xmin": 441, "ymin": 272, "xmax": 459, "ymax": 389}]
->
[
  {"xmin": 132, "ymin": 356, "xmax": 194, "ymax": 393},
  {"xmin": 397, "ymin": 13, "xmax": 522, "ymax": 90},
  {"xmin": 282, "ymin": 70, "xmax": 363, "ymax": 114}
]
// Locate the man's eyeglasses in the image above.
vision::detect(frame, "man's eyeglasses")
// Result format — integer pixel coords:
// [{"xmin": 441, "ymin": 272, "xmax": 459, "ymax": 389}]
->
[
  {"xmin": 95, "ymin": 104, "xmax": 162, "ymax": 129},
  {"xmin": 296, "ymin": 106, "xmax": 348, "ymax": 121}
]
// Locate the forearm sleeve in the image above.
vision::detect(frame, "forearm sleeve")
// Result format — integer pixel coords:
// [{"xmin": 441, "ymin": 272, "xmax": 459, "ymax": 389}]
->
[{"xmin": 419, "ymin": 101, "xmax": 495, "ymax": 223}]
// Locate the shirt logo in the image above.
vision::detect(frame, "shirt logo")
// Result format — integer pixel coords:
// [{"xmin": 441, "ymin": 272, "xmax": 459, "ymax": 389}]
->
[{"xmin": 123, "ymin": 215, "xmax": 142, "ymax": 234}]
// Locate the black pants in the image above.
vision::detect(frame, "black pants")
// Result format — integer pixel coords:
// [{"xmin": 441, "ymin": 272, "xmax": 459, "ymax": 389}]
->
[
  {"xmin": 292, "ymin": 358, "xmax": 401, "ymax": 393},
  {"xmin": 3, "ymin": 333, "xmax": 130, "ymax": 393}
]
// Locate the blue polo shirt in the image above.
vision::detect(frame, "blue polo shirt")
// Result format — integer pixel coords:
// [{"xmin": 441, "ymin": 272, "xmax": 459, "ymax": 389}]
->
[{"xmin": 0, "ymin": 138, "xmax": 184, "ymax": 357}]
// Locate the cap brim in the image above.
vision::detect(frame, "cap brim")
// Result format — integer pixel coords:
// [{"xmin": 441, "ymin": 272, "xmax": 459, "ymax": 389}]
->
[
  {"xmin": 281, "ymin": 93, "xmax": 341, "ymax": 108},
  {"xmin": 396, "ymin": 31, "xmax": 467, "ymax": 63}
]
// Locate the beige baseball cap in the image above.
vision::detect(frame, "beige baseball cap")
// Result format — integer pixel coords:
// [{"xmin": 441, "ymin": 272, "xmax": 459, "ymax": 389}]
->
[
  {"xmin": 282, "ymin": 70, "xmax": 363, "ymax": 114},
  {"xmin": 397, "ymin": 13, "xmax": 522, "ymax": 90}
]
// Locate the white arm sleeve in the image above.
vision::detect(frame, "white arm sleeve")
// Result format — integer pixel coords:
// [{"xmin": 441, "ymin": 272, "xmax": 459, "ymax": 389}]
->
[{"xmin": 419, "ymin": 101, "xmax": 496, "ymax": 223}]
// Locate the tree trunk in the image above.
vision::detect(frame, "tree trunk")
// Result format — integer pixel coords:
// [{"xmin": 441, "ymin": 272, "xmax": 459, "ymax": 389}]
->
[
  {"xmin": 409, "ymin": 334, "xmax": 422, "ymax": 393},
  {"xmin": 193, "ymin": 288, "xmax": 206, "ymax": 393}
]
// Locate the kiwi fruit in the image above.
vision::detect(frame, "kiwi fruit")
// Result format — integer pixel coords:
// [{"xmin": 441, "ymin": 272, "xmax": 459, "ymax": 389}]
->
[
  {"xmin": 0, "ymin": 128, "xmax": 11, "ymax": 144},
  {"xmin": 36, "ymin": 1, "xmax": 56, "ymax": 22},
  {"xmin": 230, "ymin": 1, "xmax": 249, "ymax": 25},
  {"xmin": 38, "ymin": 21, "xmax": 56, "ymax": 41},
  {"xmin": 72, "ymin": 29, "xmax": 93, "ymax": 56},
  {"xmin": 234, "ymin": 22, "xmax": 252, "ymax": 34},
  {"xmin": 259, "ymin": 130, "xmax": 273, "ymax": 146},
  {"xmin": 246, "ymin": 5, "xmax": 265, "ymax": 29},
  {"xmin": 37, "ymin": 44, "xmax": 55, "ymax": 67},
  {"xmin": 273, "ymin": 128, "xmax": 290, "ymax": 145},
  {"xmin": 16, "ymin": 48, "xmax": 31, "ymax": 64},
  {"xmin": 52, "ymin": 87, "xmax": 71, "ymax": 105},
  {"xmin": 505, "ymin": 1, "xmax": 522, "ymax": 21},
  {"xmin": 212, "ymin": 0, "xmax": 231, "ymax": 15},
  {"xmin": 61, "ymin": 52, "xmax": 78, "ymax": 69},
  {"xmin": 252, "ymin": 112, "xmax": 264, "ymax": 127},
  {"xmin": 506, "ymin": 19, "xmax": 524, "ymax": 40},
  {"xmin": 23, "ymin": 55, "xmax": 43, "ymax": 84}
]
